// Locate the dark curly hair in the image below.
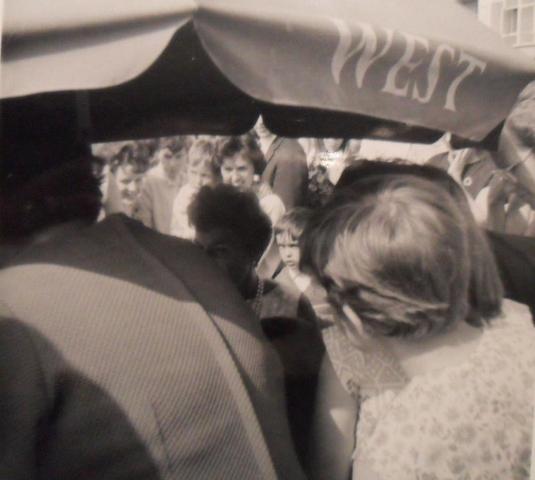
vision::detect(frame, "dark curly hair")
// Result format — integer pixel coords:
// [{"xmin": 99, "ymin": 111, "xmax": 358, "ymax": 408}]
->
[
  {"xmin": 188, "ymin": 184, "xmax": 272, "ymax": 263},
  {"xmin": 215, "ymin": 135, "xmax": 266, "ymax": 175},
  {"xmin": 1, "ymin": 160, "xmax": 102, "ymax": 241},
  {"xmin": 1, "ymin": 140, "xmax": 102, "ymax": 241}
]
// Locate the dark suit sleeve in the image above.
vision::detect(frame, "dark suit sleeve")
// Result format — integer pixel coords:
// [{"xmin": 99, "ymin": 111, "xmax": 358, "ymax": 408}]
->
[
  {"xmin": 0, "ymin": 316, "xmax": 161, "ymax": 480},
  {"xmin": 0, "ymin": 318, "xmax": 49, "ymax": 480},
  {"xmin": 271, "ymin": 144, "xmax": 309, "ymax": 209},
  {"xmin": 261, "ymin": 294, "xmax": 325, "ymax": 470},
  {"xmin": 487, "ymin": 231, "xmax": 535, "ymax": 319}
]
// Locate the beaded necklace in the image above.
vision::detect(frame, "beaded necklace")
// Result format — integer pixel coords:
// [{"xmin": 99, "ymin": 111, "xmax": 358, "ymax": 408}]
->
[{"xmin": 251, "ymin": 278, "xmax": 264, "ymax": 318}]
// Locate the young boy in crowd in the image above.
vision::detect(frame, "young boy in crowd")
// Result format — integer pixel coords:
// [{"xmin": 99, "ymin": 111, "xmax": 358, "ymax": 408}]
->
[
  {"xmin": 170, "ymin": 138, "xmax": 219, "ymax": 239},
  {"xmin": 274, "ymin": 208, "xmax": 332, "ymax": 320},
  {"xmin": 135, "ymin": 137, "xmax": 189, "ymax": 234}
]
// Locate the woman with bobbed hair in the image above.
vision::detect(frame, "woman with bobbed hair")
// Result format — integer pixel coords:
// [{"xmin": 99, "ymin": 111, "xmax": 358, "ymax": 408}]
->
[
  {"xmin": 216, "ymin": 134, "xmax": 286, "ymax": 278},
  {"xmin": 216, "ymin": 134, "xmax": 285, "ymax": 225},
  {"xmin": 335, "ymin": 159, "xmax": 535, "ymax": 318},
  {"xmin": 304, "ymin": 174, "xmax": 535, "ymax": 480},
  {"xmin": 334, "ymin": 160, "xmax": 505, "ymax": 323}
]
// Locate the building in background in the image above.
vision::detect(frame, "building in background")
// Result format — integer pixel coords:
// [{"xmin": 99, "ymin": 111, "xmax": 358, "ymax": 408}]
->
[
  {"xmin": 479, "ymin": 0, "xmax": 535, "ymax": 58},
  {"xmin": 359, "ymin": 0, "xmax": 535, "ymax": 165},
  {"xmin": 458, "ymin": 0, "xmax": 479, "ymax": 14}
]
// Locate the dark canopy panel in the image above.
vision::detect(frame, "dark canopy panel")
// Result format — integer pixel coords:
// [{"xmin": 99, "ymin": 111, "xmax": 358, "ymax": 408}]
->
[
  {"xmin": 2, "ymin": 24, "xmax": 446, "ymax": 145},
  {"xmin": 3, "ymin": 0, "xmax": 533, "ymax": 156}
]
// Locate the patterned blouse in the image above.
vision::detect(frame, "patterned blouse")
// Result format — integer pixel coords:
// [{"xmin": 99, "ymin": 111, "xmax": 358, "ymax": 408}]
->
[{"xmin": 322, "ymin": 300, "xmax": 535, "ymax": 480}]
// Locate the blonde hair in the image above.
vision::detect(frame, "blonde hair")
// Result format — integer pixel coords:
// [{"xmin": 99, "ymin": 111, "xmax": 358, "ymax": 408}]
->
[
  {"xmin": 188, "ymin": 138, "xmax": 219, "ymax": 176},
  {"xmin": 331, "ymin": 161, "xmax": 503, "ymax": 322},
  {"xmin": 323, "ymin": 175, "xmax": 474, "ymax": 339},
  {"xmin": 274, "ymin": 208, "xmax": 312, "ymax": 242}
]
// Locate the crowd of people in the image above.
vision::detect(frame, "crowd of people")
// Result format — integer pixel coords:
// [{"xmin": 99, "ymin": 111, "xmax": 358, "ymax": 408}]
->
[
  {"xmin": 2, "ymin": 87, "xmax": 535, "ymax": 479},
  {"xmin": 96, "ymin": 118, "xmax": 535, "ymax": 247}
]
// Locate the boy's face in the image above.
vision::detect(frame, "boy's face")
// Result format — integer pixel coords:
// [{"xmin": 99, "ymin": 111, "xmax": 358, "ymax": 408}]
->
[
  {"xmin": 160, "ymin": 148, "xmax": 183, "ymax": 180},
  {"xmin": 188, "ymin": 162, "xmax": 215, "ymax": 189},
  {"xmin": 276, "ymin": 234, "xmax": 301, "ymax": 272}
]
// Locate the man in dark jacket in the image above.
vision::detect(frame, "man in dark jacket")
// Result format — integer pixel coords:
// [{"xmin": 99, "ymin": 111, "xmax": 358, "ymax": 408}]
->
[
  {"xmin": 255, "ymin": 116, "xmax": 309, "ymax": 209},
  {"xmin": 0, "ymin": 141, "xmax": 307, "ymax": 480}
]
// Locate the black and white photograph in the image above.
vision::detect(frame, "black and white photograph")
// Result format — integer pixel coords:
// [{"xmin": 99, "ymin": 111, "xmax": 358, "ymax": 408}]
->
[{"xmin": 2, "ymin": 0, "xmax": 535, "ymax": 478}]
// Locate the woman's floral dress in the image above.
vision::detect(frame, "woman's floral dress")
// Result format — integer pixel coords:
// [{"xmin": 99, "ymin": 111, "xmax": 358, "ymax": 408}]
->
[{"xmin": 322, "ymin": 300, "xmax": 535, "ymax": 480}]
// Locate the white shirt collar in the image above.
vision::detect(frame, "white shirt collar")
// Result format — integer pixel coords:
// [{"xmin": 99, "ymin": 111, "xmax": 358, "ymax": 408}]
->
[{"xmin": 288, "ymin": 268, "xmax": 311, "ymax": 293}]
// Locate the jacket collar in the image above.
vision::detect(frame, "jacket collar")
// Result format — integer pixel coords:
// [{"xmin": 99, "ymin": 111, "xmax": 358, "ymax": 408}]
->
[{"xmin": 265, "ymin": 137, "xmax": 283, "ymax": 162}]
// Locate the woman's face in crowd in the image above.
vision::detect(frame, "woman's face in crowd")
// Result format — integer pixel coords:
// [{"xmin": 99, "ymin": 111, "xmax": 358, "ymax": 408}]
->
[
  {"xmin": 195, "ymin": 228, "xmax": 252, "ymax": 295},
  {"xmin": 323, "ymin": 138, "xmax": 344, "ymax": 153},
  {"xmin": 220, "ymin": 154, "xmax": 255, "ymax": 192}
]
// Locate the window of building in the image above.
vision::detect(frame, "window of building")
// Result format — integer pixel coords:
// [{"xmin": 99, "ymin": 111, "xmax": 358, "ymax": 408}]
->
[
  {"xmin": 490, "ymin": 0, "xmax": 535, "ymax": 46},
  {"xmin": 503, "ymin": 6, "xmax": 518, "ymax": 44},
  {"xmin": 519, "ymin": 3, "xmax": 535, "ymax": 43}
]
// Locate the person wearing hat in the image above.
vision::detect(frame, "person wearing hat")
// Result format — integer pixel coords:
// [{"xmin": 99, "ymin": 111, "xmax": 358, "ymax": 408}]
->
[
  {"xmin": 484, "ymin": 80, "xmax": 535, "ymax": 237},
  {"xmin": 498, "ymin": 80, "xmax": 535, "ymax": 196},
  {"xmin": 426, "ymin": 146, "xmax": 498, "ymax": 225}
]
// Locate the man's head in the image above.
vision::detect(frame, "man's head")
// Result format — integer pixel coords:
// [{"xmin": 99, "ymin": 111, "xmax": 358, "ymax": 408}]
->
[
  {"xmin": 157, "ymin": 148, "xmax": 180, "ymax": 181},
  {"xmin": 498, "ymin": 80, "xmax": 535, "ymax": 196},
  {"xmin": 1, "ymin": 138, "xmax": 102, "ymax": 242},
  {"xmin": 188, "ymin": 184, "xmax": 271, "ymax": 296}
]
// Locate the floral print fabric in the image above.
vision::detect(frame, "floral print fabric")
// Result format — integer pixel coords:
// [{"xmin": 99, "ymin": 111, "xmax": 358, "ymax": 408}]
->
[
  {"xmin": 322, "ymin": 324, "xmax": 408, "ymax": 399},
  {"xmin": 337, "ymin": 300, "xmax": 535, "ymax": 480}
]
